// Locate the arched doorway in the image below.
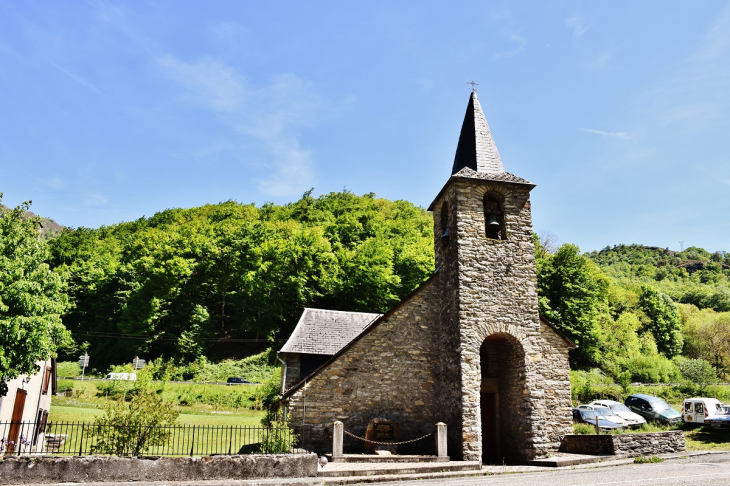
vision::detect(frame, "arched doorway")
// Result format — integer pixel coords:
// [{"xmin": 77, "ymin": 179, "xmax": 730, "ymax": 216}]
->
[{"xmin": 479, "ymin": 333, "xmax": 527, "ymax": 463}]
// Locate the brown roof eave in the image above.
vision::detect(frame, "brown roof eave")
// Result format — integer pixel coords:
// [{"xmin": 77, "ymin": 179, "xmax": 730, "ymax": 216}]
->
[
  {"xmin": 427, "ymin": 175, "xmax": 536, "ymax": 211},
  {"xmin": 280, "ymin": 271, "xmax": 440, "ymax": 400},
  {"xmin": 539, "ymin": 315, "xmax": 577, "ymax": 349}
]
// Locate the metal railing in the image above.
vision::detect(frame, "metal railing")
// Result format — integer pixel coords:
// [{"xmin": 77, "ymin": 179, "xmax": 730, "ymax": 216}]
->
[{"xmin": 0, "ymin": 421, "xmax": 311, "ymax": 457}]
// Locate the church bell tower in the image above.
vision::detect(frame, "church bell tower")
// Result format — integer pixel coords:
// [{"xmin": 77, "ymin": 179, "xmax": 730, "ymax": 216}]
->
[{"xmin": 429, "ymin": 91, "xmax": 574, "ymax": 462}]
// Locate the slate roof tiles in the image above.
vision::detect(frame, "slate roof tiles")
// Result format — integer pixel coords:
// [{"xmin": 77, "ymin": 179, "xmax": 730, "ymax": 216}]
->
[{"xmin": 279, "ymin": 308, "xmax": 382, "ymax": 355}]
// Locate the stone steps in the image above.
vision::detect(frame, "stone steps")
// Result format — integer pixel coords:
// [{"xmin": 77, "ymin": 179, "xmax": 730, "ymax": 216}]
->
[
  {"xmin": 317, "ymin": 460, "xmax": 481, "ymax": 478},
  {"xmin": 325, "ymin": 454, "xmax": 449, "ymax": 463}
]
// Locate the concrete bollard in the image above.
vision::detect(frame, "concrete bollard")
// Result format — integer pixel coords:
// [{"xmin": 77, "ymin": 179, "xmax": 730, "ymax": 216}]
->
[
  {"xmin": 333, "ymin": 421, "xmax": 344, "ymax": 458},
  {"xmin": 436, "ymin": 422, "xmax": 447, "ymax": 457}
]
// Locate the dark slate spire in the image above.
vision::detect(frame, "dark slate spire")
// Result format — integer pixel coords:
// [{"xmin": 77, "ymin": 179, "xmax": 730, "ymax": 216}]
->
[{"xmin": 451, "ymin": 91, "xmax": 505, "ymax": 175}]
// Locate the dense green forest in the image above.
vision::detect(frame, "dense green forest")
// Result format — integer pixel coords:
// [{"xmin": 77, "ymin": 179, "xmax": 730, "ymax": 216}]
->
[
  {"xmin": 36, "ymin": 191, "xmax": 730, "ymax": 385},
  {"xmin": 48, "ymin": 191, "xmax": 434, "ymax": 368}
]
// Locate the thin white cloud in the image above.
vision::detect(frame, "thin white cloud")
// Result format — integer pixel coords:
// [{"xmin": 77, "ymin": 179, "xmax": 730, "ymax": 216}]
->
[
  {"xmin": 159, "ymin": 56, "xmax": 246, "ymax": 112},
  {"xmin": 84, "ymin": 193, "xmax": 108, "ymax": 207},
  {"xmin": 566, "ymin": 16, "xmax": 592, "ymax": 38},
  {"xmin": 47, "ymin": 61, "xmax": 102, "ymax": 94},
  {"xmin": 36, "ymin": 177, "xmax": 66, "ymax": 190},
  {"xmin": 588, "ymin": 51, "xmax": 612, "ymax": 70},
  {"xmin": 492, "ymin": 33, "xmax": 527, "ymax": 60},
  {"xmin": 581, "ymin": 128, "xmax": 630, "ymax": 139},
  {"xmin": 160, "ymin": 57, "xmax": 323, "ymax": 196}
]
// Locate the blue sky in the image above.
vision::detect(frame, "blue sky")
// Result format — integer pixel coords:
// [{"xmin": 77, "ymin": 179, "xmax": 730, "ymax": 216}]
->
[{"xmin": 1, "ymin": 1, "xmax": 728, "ymax": 253}]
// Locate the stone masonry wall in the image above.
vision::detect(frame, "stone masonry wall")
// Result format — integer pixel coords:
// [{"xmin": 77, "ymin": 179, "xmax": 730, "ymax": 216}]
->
[
  {"xmin": 433, "ymin": 179, "xmax": 573, "ymax": 461},
  {"xmin": 560, "ymin": 431, "xmax": 685, "ymax": 457},
  {"xmin": 433, "ymin": 193, "xmax": 465, "ymax": 459},
  {"xmin": 536, "ymin": 318, "xmax": 575, "ymax": 454},
  {"xmin": 0, "ymin": 454, "xmax": 318, "ymax": 484},
  {"xmin": 612, "ymin": 431, "xmax": 686, "ymax": 456},
  {"xmin": 282, "ymin": 353, "xmax": 301, "ymax": 390},
  {"xmin": 285, "ymin": 277, "xmax": 442, "ymax": 455}
]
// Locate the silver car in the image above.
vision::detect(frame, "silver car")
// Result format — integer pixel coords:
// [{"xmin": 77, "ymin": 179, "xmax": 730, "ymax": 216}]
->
[
  {"xmin": 578, "ymin": 404, "xmax": 629, "ymax": 427},
  {"xmin": 590, "ymin": 400, "xmax": 646, "ymax": 428}
]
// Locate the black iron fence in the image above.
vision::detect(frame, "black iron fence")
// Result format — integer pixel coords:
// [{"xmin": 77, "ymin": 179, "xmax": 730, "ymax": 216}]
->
[{"xmin": 0, "ymin": 421, "xmax": 312, "ymax": 457}]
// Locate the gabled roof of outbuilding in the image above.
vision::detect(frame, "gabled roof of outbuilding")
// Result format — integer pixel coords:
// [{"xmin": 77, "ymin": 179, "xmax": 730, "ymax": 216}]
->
[
  {"xmin": 280, "ymin": 274, "xmax": 439, "ymax": 400},
  {"xmin": 279, "ymin": 308, "xmax": 382, "ymax": 356}
]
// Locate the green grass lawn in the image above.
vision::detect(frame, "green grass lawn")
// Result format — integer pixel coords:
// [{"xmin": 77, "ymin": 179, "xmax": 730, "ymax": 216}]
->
[
  {"xmin": 52, "ymin": 379, "xmax": 266, "ymax": 427},
  {"xmin": 50, "ymin": 404, "xmax": 264, "ymax": 426}
]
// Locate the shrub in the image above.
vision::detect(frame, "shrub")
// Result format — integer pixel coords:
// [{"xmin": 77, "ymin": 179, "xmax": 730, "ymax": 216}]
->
[
  {"xmin": 573, "ymin": 423, "xmax": 596, "ymax": 435},
  {"xmin": 258, "ymin": 414, "xmax": 297, "ymax": 453},
  {"xmin": 88, "ymin": 391, "xmax": 180, "ymax": 456},
  {"xmin": 57, "ymin": 361, "xmax": 81, "ymax": 378}
]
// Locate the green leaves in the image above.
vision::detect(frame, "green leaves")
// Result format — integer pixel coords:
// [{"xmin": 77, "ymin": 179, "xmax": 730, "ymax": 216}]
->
[
  {"xmin": 536, "ymin": 243, "xmax": 609, "ymax": 366},
  {"xmin": 0, "ymin": 195, "xmax": 68, "ymax": 395},
  {"xmin": 638, "ymin": 285, "xmax": 683, "ymax": 357},
  {"xmin": 48, "ymin": 192, "xmax": 435, "ymax": 367}
]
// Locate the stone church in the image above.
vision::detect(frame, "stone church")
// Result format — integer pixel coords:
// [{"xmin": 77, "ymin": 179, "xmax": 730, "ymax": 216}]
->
[{"xmin": 278, "ymin": 91, "xmax": 575, "ymax": 463}]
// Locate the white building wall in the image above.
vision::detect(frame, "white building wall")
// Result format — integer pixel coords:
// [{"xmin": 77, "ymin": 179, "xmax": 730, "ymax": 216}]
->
[{"xmin": 0, "ymin": 359, "xmax": 54, "ymax": 454}]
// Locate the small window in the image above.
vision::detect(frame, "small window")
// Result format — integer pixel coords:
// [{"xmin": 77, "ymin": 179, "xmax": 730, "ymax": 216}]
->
[
  {"xmin": 42, "ymin": 366, "xmax": 51, "ymax": 395},
  {"xmin": 696, "ymin": 403, "xmax": 704, "ymax": 414},
  {"xmin": 685, "ymin": 402, "xmax": 692, "ymax": 412},
  {"xmin": 483, "ymin": 194, "xmax": 505, "ymax": 240},
  {"xmin": 440, "ymin": 202, "xmax": 450, "ymax": 241}
]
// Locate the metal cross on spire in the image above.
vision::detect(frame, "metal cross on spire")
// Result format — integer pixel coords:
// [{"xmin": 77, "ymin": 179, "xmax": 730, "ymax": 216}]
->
[{"xmin": 468, "ymin": 78, "xmax": 479, "ymax": 92}]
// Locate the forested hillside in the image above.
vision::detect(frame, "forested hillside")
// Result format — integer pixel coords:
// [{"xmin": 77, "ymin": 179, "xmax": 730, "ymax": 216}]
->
[
  {"xmin": 44, "ymin": 191, "xmax": 730, "ymax": 384},
  {"xmin": 535, "ymin": 241, "xmax": 730, "ymax": 384},
  {"xmin": 48, "ymin": 191, "xmax": 434, "ymax": 368},
  {"xmin": 587, "ymin": 245, "xmax": 730, "ymax": 313}
]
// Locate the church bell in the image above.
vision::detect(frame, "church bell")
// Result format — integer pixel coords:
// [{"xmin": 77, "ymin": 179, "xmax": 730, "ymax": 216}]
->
[{"xmin": 486, "ymin": 214, "xmax": 500, "ymax": 227}]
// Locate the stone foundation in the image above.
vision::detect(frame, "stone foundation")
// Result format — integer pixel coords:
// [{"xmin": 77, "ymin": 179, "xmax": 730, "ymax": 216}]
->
[
  {"xmin": 560, "ymin": 431, "xmax": 686, "ymax": 456},
  {"xmin": 0, "ymin": 454, "xmax": 318, "ymax": 484}
]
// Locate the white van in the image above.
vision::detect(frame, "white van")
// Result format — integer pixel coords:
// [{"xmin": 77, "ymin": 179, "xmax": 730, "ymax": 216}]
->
[
  {"xmin": 682, "ymin": 397, "xmax": 722, "ymax": 425},
  {"xmin": 105, "ymin": 372, "xmax": 136, "ymax": 381}
]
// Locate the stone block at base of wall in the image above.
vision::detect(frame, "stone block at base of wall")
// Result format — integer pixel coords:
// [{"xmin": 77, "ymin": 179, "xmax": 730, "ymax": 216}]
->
[
  {"xmin": 0, "ymin": 454, "xmax": 318, "ymax": 485},
  {"xmin": 560, "ymin": 431, "xmax": 685, "ymax": 457}
]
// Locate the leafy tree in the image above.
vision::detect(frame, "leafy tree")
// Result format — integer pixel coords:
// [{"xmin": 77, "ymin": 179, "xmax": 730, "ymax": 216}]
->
[
  {"xmin": 537, "ymin": 243, "xmax": 610, "ymax": 366},
  {"xmin": 89, "ymin": 391, "xmax": 180, "ymax": 456},
  {"xmin": 677, "ymin": 358, "xmax": 718, "ymax": 393},
  {"xmin": 638, "ymin": 286, "xmax": 683, "ymax": 357},
  {"xmin": 0, "ymin": 196, "xmax": 68, "ymax": 396}
]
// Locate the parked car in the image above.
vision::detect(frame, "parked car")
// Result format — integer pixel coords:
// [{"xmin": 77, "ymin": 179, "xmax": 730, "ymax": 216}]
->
[
  {"xmin": 704, "ymin": 406, "xmax": 730, "ymax": 429},
  {"xmin": 590, "ymin": 400, "xmax": 646, "ymax": 428},
  {"xmin": 625, "ymin": 394, "xmax": 681, "ymax": 424},
  {"xmin": 105, "ymin": 372, "xmax": 136, "ymax": 381},
  {"xmin": 572, "ymin": 408, "xmax": 626, "ymax": 432},
  {"xmin": 682, "ymin": 397, "xmax": 722, "ymax": 426},
  {"xmin": 226, "ymin": 377, "xmax": 253, "ymax": 385},
  {"xmin": 577, "ymin": 404, "xmax": 629, "ymax": 427}
]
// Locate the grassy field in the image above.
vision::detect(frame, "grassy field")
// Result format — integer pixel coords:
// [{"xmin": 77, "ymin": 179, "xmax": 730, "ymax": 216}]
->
[
  {"xmin": 50, "ymin": 405, "xmax": 264, "ymax": 427},
  {"xmin": 51, "ymin": 379, "xmax": 266, "ymax": 427}
]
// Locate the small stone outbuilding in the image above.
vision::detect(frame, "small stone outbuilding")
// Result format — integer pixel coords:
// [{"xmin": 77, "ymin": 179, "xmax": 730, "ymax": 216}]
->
[{"xmin": 278, "ymin": 91, "xmax": 575, "ymax": 463}]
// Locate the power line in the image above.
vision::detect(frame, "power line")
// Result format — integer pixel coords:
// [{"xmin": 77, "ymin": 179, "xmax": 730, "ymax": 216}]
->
[{"xmin": 69, "ymin": 330, "xmax": 286, "ymax": 343}]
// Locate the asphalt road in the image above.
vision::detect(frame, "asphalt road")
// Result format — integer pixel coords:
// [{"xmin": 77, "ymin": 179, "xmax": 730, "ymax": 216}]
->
[{"xmin": 373, "ymin": 453, "xmax": 730, "ymax": 486}]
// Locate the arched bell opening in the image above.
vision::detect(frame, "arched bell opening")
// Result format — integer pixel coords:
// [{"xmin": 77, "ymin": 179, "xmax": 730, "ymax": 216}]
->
[
  {"xmin": 479, "ymin": 332, "xmax": 527, "ymax": 464},
  {"xmin": 440, "ymin": 201, "xmax": 450, "ymax": 242},
  {"xmin": 483, "ymin": 193, "xmax": 506, "ymax": 240}
]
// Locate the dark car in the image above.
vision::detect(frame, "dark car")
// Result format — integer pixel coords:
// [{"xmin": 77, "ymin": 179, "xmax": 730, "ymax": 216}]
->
[
  {"xmin": 704, "ymin": 406, "xmax": 730, "ymax": 429},
  {"xmin": 572, "ymin": 408, "xmax": 626, "ymax": 432},
  {"xmin": 625, "ymin": 394, "xmax": 681, "ymax": 424},
  {"xmin": 226, "ymin": 377, "xmax": 253, "ymax": 385}
]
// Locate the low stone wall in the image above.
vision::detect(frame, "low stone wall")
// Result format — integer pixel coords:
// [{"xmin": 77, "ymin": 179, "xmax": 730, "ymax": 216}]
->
[
  {"xmin": 0, "ymin": 454, "xmax": 318, "ymax": 484},
  {"xmin": 560, "ymin": 431, "xmax": 685, "ymax": 457},
  {"xmin": 559, "ymin": 434, "xmax": 614, "ymax": 455},
  {"xmin": 612, "ymin": 431, "xmax": 685, "ymax": 456}
]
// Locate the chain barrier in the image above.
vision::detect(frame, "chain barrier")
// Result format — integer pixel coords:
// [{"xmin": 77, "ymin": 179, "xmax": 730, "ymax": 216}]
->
[{"xmin": 343, "ymin": 430, "xmax": 433, "ymax": 446}]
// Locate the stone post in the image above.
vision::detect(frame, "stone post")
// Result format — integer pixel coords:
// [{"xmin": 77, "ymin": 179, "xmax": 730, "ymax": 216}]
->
[
  {"xmin": 333, "ymin": 421, "xmax": 344, "ymax": 458},
  {"xmin": 436, "ymin": 422, "xmax": 447, "ymax": 458}
]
